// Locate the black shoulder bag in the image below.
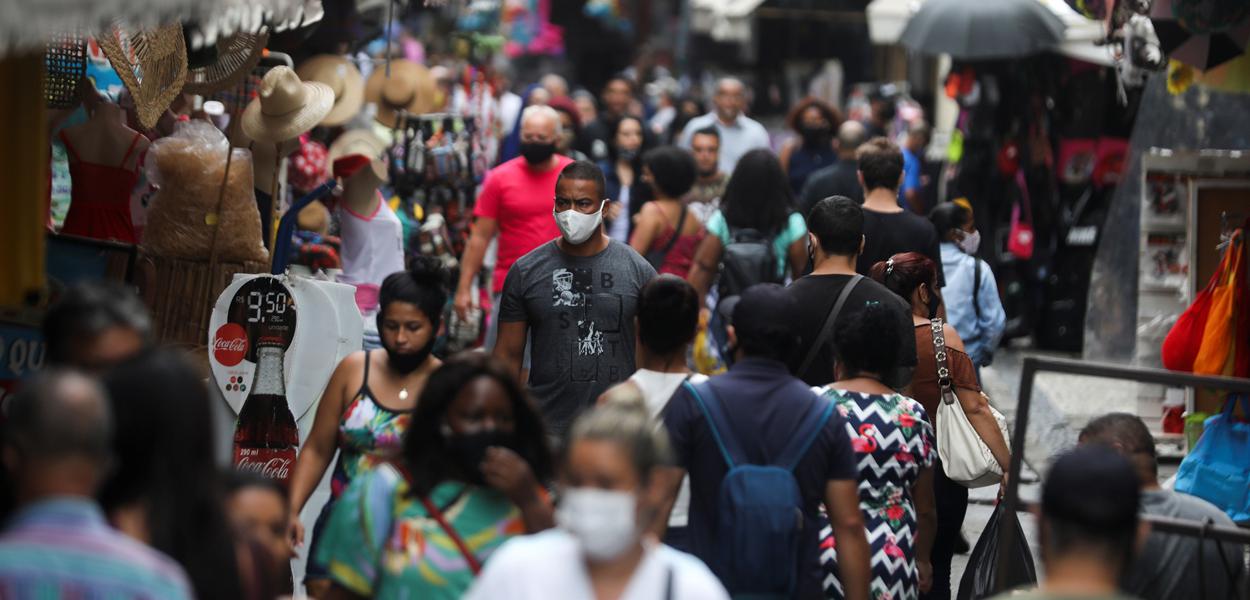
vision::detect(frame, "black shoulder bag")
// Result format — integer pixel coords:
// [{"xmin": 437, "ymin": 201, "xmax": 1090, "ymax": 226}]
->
[
  {"xmin": 645, "ymin": 206, "xmax": 688, "ymax": 270},
  {"xmin": 796, "ymin": 274, "xmax": 863, "ymax": 379}
]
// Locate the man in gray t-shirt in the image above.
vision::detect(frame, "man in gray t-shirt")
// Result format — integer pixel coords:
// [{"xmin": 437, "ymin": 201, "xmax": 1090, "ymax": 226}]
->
[
  {"xmin": 496, "ymin": 161, "xmax": 657, "ymax": 437},
  {"xmin": 1079, "ymin": 413, "xmax": 1246, "ymax": 600}
]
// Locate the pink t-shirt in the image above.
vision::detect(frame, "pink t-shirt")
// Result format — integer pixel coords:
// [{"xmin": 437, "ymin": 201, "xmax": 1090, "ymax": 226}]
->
[{"xmin": 474, "ymin": 155, "xmax": 573, "ymax": 292}]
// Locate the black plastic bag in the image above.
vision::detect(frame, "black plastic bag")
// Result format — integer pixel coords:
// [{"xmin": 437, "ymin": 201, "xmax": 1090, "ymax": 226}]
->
[{"xmin": 956, "ymin": 504, "xmax": 1038, "ymax": 600}]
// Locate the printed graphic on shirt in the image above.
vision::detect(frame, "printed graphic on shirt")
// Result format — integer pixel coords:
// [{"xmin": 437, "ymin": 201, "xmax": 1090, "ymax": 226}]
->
[
  {"xmin": 552, "ymin": 268, "xmax": 589, "ymax": 307},
  {"xmin": 577, "ymin": 320, "xmax": 604, "ymax": 356}
]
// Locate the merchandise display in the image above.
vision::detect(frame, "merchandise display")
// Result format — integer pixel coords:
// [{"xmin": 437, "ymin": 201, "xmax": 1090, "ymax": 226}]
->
[{"xmin": 143, "ymin": 120, "xmax": 269, "ymax": 263}]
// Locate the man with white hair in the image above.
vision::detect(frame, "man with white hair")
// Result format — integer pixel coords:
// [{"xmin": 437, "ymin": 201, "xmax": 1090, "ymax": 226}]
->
[
  {"xmin": 456, "ymin": 105, "xmax": 574, "ymax": 348},
  {"xmin": 540, "ymin": 73, "xmax": 569, "ymax": 99},
  {"xmin": 678, "ymin": 77, "xmax": 770, "ymax": 173}
]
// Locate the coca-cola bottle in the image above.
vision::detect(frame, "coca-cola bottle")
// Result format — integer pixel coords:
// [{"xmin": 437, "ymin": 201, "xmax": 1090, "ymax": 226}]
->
[{"xmin": 232, "ymin": 338, "xmax": 299, "ymax": 487}]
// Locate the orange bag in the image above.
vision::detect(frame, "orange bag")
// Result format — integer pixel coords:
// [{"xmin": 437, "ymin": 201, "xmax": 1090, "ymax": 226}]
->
[{"xmin": 1194, "ymin": 233, "xmax": 1245, "ymax": 375}]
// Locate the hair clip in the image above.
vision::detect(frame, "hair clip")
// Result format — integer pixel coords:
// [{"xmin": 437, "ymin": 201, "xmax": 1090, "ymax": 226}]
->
[{"xmin": 886, "ymin": 258, "xmax": 895, "ymax": 276}]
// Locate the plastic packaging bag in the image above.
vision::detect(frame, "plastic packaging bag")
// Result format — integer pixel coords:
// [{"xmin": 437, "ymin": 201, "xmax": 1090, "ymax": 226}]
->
[
  {"xmin": 143, "ymin": 120, "xmax": 268, "ymax": 263},
  {"xmin": 956, "ymin": 504, "xmax": 1038, "ymax": 600}
]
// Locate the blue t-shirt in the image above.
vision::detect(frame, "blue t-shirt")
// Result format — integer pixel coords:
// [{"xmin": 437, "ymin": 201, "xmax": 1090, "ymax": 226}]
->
[
  {"xmin": 705, "ymin": 211, "xmax": 807, "ymax": 278},
  {"xmin": 901, "ymin": 148, "xmax": 922, "ymax": 211},
  {"xmin": 662, "ymin": 358, "xmax": 858, "ymax": 598}
]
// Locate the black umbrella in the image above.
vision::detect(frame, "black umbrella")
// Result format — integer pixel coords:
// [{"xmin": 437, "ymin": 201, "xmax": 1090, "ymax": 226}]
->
[{"xmin": 900, "ymin": 0, "xmax": 1067, "ymax": 60}]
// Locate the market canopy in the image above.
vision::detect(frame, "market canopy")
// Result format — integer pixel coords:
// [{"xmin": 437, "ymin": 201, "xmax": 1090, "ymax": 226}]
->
[
  {"xmin": 0, "ymin": 0, "xmax": 318, "ymax": 58},
  {"xmin": 867, "ymin": 0, "xmax": 1114, "ymax": 65}
]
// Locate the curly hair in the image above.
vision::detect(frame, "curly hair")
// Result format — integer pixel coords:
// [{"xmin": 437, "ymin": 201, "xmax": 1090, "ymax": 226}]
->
[
  {"xmin": 833, "ymin": 301, "xmax": 905, "ymax": 378},
  {"xmin": 785, "ymin": 97, "xmax": 842, "ymax": 133}
]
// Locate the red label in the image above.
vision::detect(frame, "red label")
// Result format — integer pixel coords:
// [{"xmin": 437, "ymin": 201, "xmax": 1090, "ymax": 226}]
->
[
  {"xmin": 233, "ymin": 446, "xmax": 297, "ymax": 486},
  {"xmin": 213, "ymin": 323, "xmax": 248, "ymax": 367}
]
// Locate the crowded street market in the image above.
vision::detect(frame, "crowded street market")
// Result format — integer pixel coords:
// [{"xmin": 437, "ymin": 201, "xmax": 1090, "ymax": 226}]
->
[{"xmin": 1, "ymin": 0, "xmax": 1249, "ymax": 598}]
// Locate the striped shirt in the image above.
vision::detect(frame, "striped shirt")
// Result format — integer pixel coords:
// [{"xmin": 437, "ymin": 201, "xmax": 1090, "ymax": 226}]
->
[{"xmin": 0, "ymin": 497, "xmax": 192, "ymax": 600}]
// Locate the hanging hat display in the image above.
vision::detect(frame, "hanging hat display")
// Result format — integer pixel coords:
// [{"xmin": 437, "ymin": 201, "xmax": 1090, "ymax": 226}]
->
[
  {"xmin": 183, "ymin": 29, "xmax": 270, "ymax": 96},
  {"xmin": 98, "ymin": 22, "xmax": 188, "ymax": 130},
  {"xmin": 296, "ymin": 55, "xmax": 365, "ymax": 126},
  {"xmin": 363, "ymin": 59, "xmax": 439, "ymax": 128},
  {"xmin": 1151, "ymin": 0, "xmax": 1250, "ymax": 70},
  {"xmin": 241, "ymin": 66, "xmax": 335, "ymax": 143},
  {"xmin": 328, "ymin": 128, "xmax": 387, "ymax": 164}
]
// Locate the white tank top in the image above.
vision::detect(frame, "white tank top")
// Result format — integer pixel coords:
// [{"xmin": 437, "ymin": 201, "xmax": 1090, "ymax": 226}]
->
[{"xmin": 337, "ymin": 192, "xmax": 405, "ymax": 293}]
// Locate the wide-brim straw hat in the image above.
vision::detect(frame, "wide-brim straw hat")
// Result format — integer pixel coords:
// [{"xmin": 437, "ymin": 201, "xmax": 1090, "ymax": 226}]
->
[
  {"xmin": 241, "ymin": 66, "xmax": 334, "ymax": 143},
  {"xmin": 98, "ymin": 22, "xmax": 187, "ymax": 130},
  {"xmin": 328, "ymin": 128, "xmax": 387, "ymax": 165},
  {"xmin": 363, "ymin": 59, "xmax": 438, "ymax": 128},
  {"xmin": 183, "ymin": 30, "xmax": 270, "ymax": 96},
  {"xmin": 296, "ymin": 55, "xmax": 365, "ymax": 127}
]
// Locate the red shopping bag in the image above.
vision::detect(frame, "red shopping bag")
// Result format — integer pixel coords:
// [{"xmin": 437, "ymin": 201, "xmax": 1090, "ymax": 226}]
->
[
  {"xmin": 1162, "ymin": 232, "xmax": 1241, "ymax": 372},
  {"xmin": 1007, "ymin": 170, "xmax": 1034, "ymax": 261}
]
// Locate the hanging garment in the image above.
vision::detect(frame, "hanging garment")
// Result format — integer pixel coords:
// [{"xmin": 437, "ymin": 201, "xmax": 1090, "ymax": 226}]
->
[
  {"xmin": 59, "ymin": 131, "xmax": 144, "ymax": 243},
  {"xmin": 337, "ymin": 191, "xmax": 405, "ymax": 311}
]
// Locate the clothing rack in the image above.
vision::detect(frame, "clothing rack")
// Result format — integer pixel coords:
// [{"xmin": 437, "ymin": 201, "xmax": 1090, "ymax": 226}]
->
[
  {"xmin": 387, "ymin": 110, "xmax": 479, "ymax": 259},
  {"xmin": 997, "ymin": 356, "xmax": 1250, "ymax": 596}
]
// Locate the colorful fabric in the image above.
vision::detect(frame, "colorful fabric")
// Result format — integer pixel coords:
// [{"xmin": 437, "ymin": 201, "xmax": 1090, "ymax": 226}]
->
[
  {"xmin": 0, "ymin": 498, "xmax": 192, "ymax": 600},
  {"xmin": 331, "ymin": 353, "xmax": 410, "ymax": 499},
  {"xmin": 289, "ymin": 136, "xmax": 329, "ymax": 193},
  {"xmin": 317, "ymin": 466, "xmax": 525, "ymax": 600},
  {"xmin": 818, "ymin": 389, "xmax": 935, "ymax": 600}
]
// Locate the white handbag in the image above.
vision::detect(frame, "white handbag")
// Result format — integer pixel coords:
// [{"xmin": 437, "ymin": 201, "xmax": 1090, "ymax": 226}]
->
[{"xmin": 930, "ymin": 319, "xmax": 1009, "ymax": 488}]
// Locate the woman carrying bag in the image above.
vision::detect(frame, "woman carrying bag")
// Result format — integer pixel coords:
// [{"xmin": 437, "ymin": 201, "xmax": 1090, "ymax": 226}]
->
[{"xmin": 870, "ymin": 252, "xmax": 1010, "ymax": 600}]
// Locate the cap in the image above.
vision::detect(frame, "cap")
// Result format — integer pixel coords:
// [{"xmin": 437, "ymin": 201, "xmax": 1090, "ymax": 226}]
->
[
  {"xmin": 333, "ymin": 154, "xmax": 372, "ymax": 180},
  {"xmin": 725, "ymin": 283, "xmax": 800, "ymax": 341},
  {"xmin": 1043, "ymin": 445, "xmax": 1140, "ymax": 532}
]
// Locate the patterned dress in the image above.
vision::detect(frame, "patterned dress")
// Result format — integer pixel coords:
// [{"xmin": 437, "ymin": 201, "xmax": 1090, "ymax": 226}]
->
[
  {"xmin": 818, "ymin": 389, "xmax": 935, "ymax": 600},
  {"xmin": 317, "ymin": 465, "xmax": 528, "ymax": 599}
]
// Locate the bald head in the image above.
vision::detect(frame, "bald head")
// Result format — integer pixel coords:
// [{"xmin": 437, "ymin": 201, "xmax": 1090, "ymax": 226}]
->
[
  {"xmin": 836, "ymin": 120, "xmax": 868, "ymax": 159},
  {"xmin": 5, "ymin": 370, "xmax": 112, "ymax": 466},
  {"xmin": 713, "ymin": 77, "xmax": 748, "ymax": 122}
]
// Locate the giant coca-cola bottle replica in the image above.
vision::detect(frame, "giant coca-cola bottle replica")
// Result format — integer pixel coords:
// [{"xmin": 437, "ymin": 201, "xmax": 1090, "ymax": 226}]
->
[{"xmin": 233, "ymin": 334, "xmax": 300, "ymax": 486}]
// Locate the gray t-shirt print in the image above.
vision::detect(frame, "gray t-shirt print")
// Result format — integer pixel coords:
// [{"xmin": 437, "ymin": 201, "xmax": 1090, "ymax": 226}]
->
[{"xmin": 500, "ymin": 239, "xmax": 657, "ymax": 436}]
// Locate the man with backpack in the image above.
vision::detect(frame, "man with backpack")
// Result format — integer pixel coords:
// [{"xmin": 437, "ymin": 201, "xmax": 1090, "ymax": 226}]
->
[{"xmin": 659, "ymin": 284, "xmax": 871, "ymax": 600}]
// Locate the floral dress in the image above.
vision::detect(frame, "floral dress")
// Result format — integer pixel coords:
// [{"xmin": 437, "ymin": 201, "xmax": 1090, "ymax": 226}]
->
[{"xmin": 818, "ymin": 389, "xmax": 935, "ymax": 600}]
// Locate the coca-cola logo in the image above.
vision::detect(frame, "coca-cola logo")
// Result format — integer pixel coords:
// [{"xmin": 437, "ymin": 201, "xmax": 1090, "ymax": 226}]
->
[
  {"xmin": 213, "ymin": 323, "xmax": 248, "ymax": 367},
  {"xmin": 236, "ymin": 455, "xmax": 293, "ymax": 481}
]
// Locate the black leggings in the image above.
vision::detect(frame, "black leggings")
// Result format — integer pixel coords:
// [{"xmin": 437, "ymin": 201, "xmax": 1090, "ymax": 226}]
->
[{"xmin": 921, "ymin": 460, "xmax": 969, "ymax": 600}]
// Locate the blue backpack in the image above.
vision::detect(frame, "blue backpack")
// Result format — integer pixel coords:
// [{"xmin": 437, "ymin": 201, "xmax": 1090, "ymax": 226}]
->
[{"xmin": 684, "ymin": 381, "xmax": 835, "ymax": 598}]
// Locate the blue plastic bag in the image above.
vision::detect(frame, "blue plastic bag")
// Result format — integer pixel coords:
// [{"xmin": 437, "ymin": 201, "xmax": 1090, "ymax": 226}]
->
[{"xmin": 1175, "ymin": 395, "xmax": 1250, "ymax": 523}]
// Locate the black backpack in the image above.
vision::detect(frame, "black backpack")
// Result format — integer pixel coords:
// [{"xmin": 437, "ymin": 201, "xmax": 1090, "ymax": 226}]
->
[{"xmin": 717, "ymin": 227, "xmax": 782, "ymax": 301}]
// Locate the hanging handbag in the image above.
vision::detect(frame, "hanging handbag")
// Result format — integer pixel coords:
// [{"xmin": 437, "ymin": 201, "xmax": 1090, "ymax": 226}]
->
[
  {"xmin": 1161, "ymin": 240, "xmax": 1226, "ymax": 372},
  {"xmin": 1007, "ymin": 170, "xmax": 1034, "ymax": 261},
  {"xmin": 931, "ymin": 318, "xmax": 1010, "ymax": 488},
  {"xmin": 644, "ymin": 206, "xmax": 688, "ymax": 271},
  {"xmin": 1194, "ymin": 233, "xmax": 1244, "ymax": 376},
  {"xmin": 1174, "ymin": 395, "xmax": 1250, "ymax": 522}
]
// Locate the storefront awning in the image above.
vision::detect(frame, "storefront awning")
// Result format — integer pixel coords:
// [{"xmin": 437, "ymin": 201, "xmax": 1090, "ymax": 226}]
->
[
  {"xmin": 866, "ymin": 0, "xmax": 1114, "ymax": 66},
  {"xmin": 0, "ymin": 0, "xmax": 314, "ymax": 57}
]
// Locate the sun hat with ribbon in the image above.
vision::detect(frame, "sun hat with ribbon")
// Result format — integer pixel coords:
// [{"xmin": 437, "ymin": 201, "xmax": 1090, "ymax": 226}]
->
[
  {"xmin": 296, "ymin": 55, "xmax": 365, "ymax": 127},
  {"xmin": 241, "ymin": 66, "xmax": 335, "ymax": 143},
  {"xmin": 363, "ymin": 59, "xmax": 439, "ymax": 128}
]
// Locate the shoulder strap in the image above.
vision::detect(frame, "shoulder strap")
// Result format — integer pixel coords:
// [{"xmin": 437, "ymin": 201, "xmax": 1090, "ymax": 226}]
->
[
  {"xmin": 418, "ymin": 493, "xmax": 483, "ymax": 575},
  {"xmin": 683, "ymin": 381, "xmax": 746, "ymax": 469},
  {"xmin": 797, "ymin": 275, "xmax": 864, "ymax": 378},
  {"xmin": 357, "ymin": 350, "xmax": 374, "ymax": 398},
  {"xmin": 120, "ymin": 133, "xmax": 144, "ymax": 167},
  {"xmin": 664, "ymin": 563, "xmax": 675, "ymax": 600},
  {"xmin": 930, "ymin": 318, "xmax": 957, "ymax": 405},
  {"xmin": 972, "ymin": 259, "xmax": 982, "ymax": 321},
  {"xmin": 58, "ymin": 131, "xmax": 82, "ymax": 162},
  {"xmin": 775, "ymin": 397, "xmax": 836, "ymax": 471},
  {"xmin": 654, "ymin": 206, "xmax": 688, "ymax": 265}
]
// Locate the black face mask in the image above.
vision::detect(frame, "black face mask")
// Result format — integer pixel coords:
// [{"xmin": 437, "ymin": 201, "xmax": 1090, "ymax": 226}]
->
[
  {"xmin": 382, "ymin": 332, "xmax": 437, "ymax": 375},
  {"xmin": 446, "ymin": 429, "xmax": 517, "ymax": 484},
  {"xmin": 800, "ymin": 126, "xmax": 832, "ymax": 148},
  {"xmin": 698, "ymin": 166, "xmax": 718, "ymax": 178},
  {"xmin": 618, "ymin": 148, "xmax": 639, "ymax": 163},
  {"xmin": 520, "ymin": 142, "xmax": 556, "ymax": 165}
]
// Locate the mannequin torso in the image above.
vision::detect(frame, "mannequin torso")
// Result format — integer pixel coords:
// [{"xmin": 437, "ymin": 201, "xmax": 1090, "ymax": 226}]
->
[{"xmin": 60, "ymin": 103, "xmax": 149, "ymax": 170}]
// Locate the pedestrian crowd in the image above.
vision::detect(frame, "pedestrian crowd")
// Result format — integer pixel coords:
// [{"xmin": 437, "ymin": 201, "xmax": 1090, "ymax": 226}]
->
[{"xmin": 6, "ymin": 70, "xmax": 1245, "ymax": 600}]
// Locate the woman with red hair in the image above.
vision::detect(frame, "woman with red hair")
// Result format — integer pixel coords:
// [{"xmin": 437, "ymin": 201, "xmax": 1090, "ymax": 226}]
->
[{"xmin": 778, "ymin": 97, "xmax": 841, "ymax": 196}]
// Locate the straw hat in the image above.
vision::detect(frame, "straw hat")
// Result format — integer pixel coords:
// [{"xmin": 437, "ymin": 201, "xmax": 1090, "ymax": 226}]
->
[
  {"xmin": 183, "ymin": 30, "xmax": 270, "ymax": 96},
  {"xmin": 98, "ymin": 22, "xmax": 187, "ymax": 130},
  {"xmin": 328, "ymin": 128, "xmax": 387, "ymax": 164},
  {"xmin": 363, "ymin": 59, "xmax": 439, "ymax": 128},
  {"xmin": 297, "ymin": 55, "xmax": 365, "ymax": 127},
  {"xmin": 241, "ymin": 66, "xmax": 335, "ymax": 143}
]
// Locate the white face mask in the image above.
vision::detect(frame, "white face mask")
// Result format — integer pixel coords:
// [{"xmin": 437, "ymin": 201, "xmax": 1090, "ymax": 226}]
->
[
  {"xmin": 553, "ymin": 200, "xmax": 606, "ymax": 245},
  {"xmin": 957, "ymin": 229, "xmax": 981, "ymax": 255},
  {"xmin": 556, "ymin": 487, "xmax": 638, "ymax": 561}
]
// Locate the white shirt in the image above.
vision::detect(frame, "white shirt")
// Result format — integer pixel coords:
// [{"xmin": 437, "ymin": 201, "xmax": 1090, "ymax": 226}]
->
[
  {"xmin": 628, "ymin": 370, "xmax": 707, "ymax": 527},
  {"xmin": 336, "ymin": 193, "xmax": 405, "ymax": 291},
  {"xmin": 465, "ymin": 530, "xmax": 729, "ymax": 600},
  {"xmin": 678, "ymin": 112, "xmax": 771, "ymax": 174}
]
